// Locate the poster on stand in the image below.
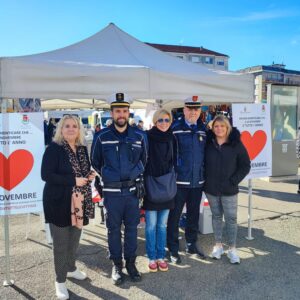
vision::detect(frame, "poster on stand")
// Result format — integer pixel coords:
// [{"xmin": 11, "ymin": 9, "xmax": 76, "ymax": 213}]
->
[
  {"xmin": 232, "ymin": 104, "xmax": 272, "ymax": 179},
  {"xmin": 0, "ymin": 112, "xmax": 44, "ymax": 215}
]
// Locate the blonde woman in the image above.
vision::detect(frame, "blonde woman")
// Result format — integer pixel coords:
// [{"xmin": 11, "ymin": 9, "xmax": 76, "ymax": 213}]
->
[
  {"xmin": 204, "ymin": 115, "xmax": 250, "ymax": 264},
  {"xmin": 41, "ymin": 115, "xmax": 95, "ymax": 299},
  {"xmin": 143, "ymin": 109, "xmax": 175, "ymax": 272}
]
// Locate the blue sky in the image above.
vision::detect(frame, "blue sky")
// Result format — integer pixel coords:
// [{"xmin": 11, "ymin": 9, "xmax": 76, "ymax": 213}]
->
[{"xmin": 0, "ymin": 0, "xmax": 299, "ymax": 71}]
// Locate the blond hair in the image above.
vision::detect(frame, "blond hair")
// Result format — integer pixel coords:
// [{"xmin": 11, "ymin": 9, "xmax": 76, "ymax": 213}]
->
[
  {"xmin": 53, "ymin": 115, "xmax": 85, "ymax": 146},
  {"xmin": 211, "ymin": 115, "xmax": 232, "ymax": 139},
  {"xmin": 152, "ymin": 109, "xmax": 173, "ymax": 125}
]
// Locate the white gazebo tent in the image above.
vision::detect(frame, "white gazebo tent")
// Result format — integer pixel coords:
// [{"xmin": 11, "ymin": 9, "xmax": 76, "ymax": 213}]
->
[{"xmin": 0, "ymin": 23, "xmax": 254, "ymax": 109}]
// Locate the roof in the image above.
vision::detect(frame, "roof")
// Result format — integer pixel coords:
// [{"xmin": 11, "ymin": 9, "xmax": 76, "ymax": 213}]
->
[
  {"xmin": 238, "ymin": 65, "xmax": 300, "ymax": 76},
  {"xmin": 146, "ymin": 43, "xmax": 229, "ymax": 57}
]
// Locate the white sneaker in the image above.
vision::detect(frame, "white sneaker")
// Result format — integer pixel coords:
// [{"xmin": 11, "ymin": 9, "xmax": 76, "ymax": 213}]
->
[
  {"xmin": 67, "ymin": 268, "xmax": 87, "ymax": 280},
  {"xmin": 55, "ymin": 282, "xmax": 69, "ymax": 300},
  {"xmin": 227, "ymin": 249, "xmax": 240, "ymax": 264},
  {"xmin": 211, "ymin": 246, "xmax": 224, "ymax": 260}
]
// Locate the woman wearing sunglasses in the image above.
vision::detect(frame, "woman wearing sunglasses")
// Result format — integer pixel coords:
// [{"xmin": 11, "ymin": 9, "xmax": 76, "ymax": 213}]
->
[{"xmin": 142, "ymin": 109, "xmax": 175, "ymax": 273}]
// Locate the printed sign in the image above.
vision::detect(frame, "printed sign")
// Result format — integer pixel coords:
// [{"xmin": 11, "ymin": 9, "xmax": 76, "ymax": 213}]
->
[
  {"xmin": 0, "ymin": 113, "xmax": 44, "ymax": 215},
  {"xmin": 232, "ymin": 104, "xmax": 272, "ymax": 179}
]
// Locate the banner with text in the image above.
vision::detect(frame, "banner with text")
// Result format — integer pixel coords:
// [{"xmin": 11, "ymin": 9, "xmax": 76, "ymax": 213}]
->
[
  {"xmin": 0, "ymin": 113, "xmax": 44, "ymax": 215},
  {"xmin": 232, "ymin": 104, "xmax": 272, "ymax": 179}
]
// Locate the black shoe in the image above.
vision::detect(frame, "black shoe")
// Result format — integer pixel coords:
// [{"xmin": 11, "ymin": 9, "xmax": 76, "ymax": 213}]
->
[
  {"xmin": 112, "ymin": 261, "xmax": 125, "ymax": 285},
  {"xmin": 125, "ymin": 258, "xmax": 142, "ymax": 282},
  {"xmin": 167, "ymin": 251, "xmax": 182, "ymax": 264},
  {"xmin": 297, "ymin": 190, "xmax": 300, "ymax": 194},
  {"xmin": 186, "ymin": 243, "xmax": 207, "ymax": 259}
]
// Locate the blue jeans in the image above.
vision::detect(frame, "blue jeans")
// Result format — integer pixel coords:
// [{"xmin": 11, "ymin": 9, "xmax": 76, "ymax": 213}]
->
[{"xmin": 145, "ymin": 209, "xmax": 170, "ymax": 260}]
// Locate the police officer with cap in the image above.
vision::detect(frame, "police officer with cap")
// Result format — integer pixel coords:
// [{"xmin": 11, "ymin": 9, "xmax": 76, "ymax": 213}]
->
[
  {"xmin": 167, "ymin": 95, "xmax": 207, "ymax": 264},
  {"xmin": 91, "ymin": 93, "xmax": 148, "ymax": 285}
]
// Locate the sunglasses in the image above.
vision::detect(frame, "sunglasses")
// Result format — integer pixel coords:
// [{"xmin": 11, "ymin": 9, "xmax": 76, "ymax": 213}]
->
[{"xmin": 157, "ymin": 118, "xmax": 170, "ymax": 124}]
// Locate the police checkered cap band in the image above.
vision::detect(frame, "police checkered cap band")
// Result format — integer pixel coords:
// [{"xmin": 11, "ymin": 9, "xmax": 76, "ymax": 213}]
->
[{"xmin": 184, "ymin": 95, "xmax": 202, "ymax": 107}]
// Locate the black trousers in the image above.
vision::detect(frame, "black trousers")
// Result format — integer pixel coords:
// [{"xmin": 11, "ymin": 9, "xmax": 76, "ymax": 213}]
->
[
  {"xmin": 167, "ymin": 187, "xmax": 202, "ymax": 254},
  {"xmin": 104, "ymin": 190, "xmax": 140, "ymax": 261},
  {"xmin": 50, "ymin": 224, "xmax": 81, "ymax": 283}
]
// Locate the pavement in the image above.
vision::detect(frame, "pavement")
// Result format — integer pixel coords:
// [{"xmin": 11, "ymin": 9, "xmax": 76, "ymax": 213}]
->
[{"xmin": 0, "ymin": 178, "xmax": 300, "ymax": 300}]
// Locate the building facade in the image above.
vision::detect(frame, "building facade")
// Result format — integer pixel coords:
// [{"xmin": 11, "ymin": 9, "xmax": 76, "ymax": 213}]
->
[
  {"xmin": 238, "ymin": 64, "xmax": 300, "ymax": 102},
  {"xmin": 146, "ymin": 43, "xmax": 229, "ymax": 71}
]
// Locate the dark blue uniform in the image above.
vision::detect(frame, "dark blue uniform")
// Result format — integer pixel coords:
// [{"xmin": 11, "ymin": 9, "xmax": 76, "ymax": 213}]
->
[
  {"xmin": 91, "ymin": 124, "xmax": 148, "ymax": 261},
  {"xmin": 167, "ymin": 117, "xmax": 206, "ymax": 255}
]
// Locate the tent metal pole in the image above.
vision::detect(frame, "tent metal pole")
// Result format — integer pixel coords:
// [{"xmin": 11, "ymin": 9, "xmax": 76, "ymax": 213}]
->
[
  {"xmin": 25, "ymin": 213, "xmax": 31, "ymax": 240},
  {"xmin": 245, "ymin": 178, "xmax": 254, "ymax": 240},
  {"xmin": 1, "ymin": 99, "xmax": 14, "ymax": 286}
]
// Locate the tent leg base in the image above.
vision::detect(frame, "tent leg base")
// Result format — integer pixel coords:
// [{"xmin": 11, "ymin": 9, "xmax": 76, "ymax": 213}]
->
[{"xmin": 3, "ymin": 280, "xmax": 14, "ymax": 287}]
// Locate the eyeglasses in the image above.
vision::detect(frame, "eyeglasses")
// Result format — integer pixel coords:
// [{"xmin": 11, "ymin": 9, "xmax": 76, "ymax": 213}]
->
[{"xmin": 157, "ymin": 118, "xmax": 170, "ymax": 124}]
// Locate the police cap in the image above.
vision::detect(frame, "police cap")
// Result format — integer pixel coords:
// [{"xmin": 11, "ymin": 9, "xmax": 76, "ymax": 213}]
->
[
  {"xmin": 108, "ymin": 93, "xmax": 132, "ymax": 108},
  {"xmin": 184, "ymin": 95, "xmax": 202, "ymax": 108}
]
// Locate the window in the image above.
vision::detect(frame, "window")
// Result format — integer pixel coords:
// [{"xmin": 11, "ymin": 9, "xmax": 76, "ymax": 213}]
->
[
  {"xmin": 265, "ymin": 72, "xmax": 283, "ymax": 82},
  {"xmin": 205, "ymin": 57, "xmax": 213, "ymax": 64},
  {"xmin": 176, "ymin": 55, "xmax": 184, "ymax": 59},
  {"xmin": 272, "ymin": 86, "xmax": 297, "ymax": 141},
  {"xmin": 217, "ymin": 60, "xmax": 224, "ymax": 66},
  {"xmin": 191, "ymin": 56, "xmax": 201, "ymax": 63}
]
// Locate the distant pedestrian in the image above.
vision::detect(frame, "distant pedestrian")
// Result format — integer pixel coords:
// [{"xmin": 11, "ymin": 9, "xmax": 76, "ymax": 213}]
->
[
  {"xmin": 138, "ymin": 120, "xmax": 145, "ymax": 130},
  {"xmin": 204, "ymin": 115, "xmax": 250, "ymax": 264},
  {"xmin": 47, "ymin": 118, "xmax": 56, "ymax": 143},
  {"xmin": 94, "ymin": 123, "xmax": 101, "ymax": 134},
  {"xmin": 206, "ymin": 105, "xmax": 216, "ymax": 124},
  {"xmin": 43, "ymin": 119, "xmax": 50, "ymax": 145},
  {"xmin": 105, "ymin": 119, "xmax": 113, "ymax": 127}
]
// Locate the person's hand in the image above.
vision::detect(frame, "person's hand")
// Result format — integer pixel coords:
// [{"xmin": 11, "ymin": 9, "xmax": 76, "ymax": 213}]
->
[
  {"xmin": 88, "ymin": 171, "xmax": 96, "ymax": 181},
  {"xmin": 76, "ymin": 177, "xmax": 88, "ymax": 187}
]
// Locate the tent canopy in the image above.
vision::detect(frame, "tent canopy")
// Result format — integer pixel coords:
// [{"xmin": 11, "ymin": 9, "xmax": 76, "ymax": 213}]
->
[{"xmin": 0, "ymin": 23, "xmax": 254, "ymax": 107}]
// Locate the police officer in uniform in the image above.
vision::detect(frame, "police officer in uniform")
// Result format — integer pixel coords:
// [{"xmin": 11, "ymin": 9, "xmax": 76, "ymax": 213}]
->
[
  {"xmin": 91, "ymin": 93, "xmax": 147, "ymax": 285},
  {"xmin": 167, "ymin": 96, "xmax": 207, "ymax": 264}
]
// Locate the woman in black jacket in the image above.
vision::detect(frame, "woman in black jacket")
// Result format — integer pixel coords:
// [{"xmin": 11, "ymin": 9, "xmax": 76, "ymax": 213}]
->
[
  {"xmin": 41, "ymin": 115, "xmax": 95, "ymax": 300},
  {"xmin": 204, "ymin": 115, "xmax": 250, "ymax": 264},
  {"xmin": 143, "ymin": 109, "xmax": 175, "ymax": 273}
]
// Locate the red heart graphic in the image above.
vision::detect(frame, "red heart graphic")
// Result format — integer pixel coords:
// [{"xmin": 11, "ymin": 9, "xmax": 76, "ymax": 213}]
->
[
  {"xmin": 241, "ymin": 130, "xmax": 267, "ymax": 160},
  {"xmin": 0, "ymin": 150, "xmax": 34, "ymax": 191}
]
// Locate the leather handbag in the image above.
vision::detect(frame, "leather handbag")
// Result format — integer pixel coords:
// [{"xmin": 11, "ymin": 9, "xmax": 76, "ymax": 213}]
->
[{"xmin": 145, "ymin": 168, "xmax": 177, "ymax": 203}]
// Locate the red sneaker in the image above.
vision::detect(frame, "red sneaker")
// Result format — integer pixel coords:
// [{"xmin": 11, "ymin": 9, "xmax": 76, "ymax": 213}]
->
[
  {"xmin": 157, "ymin": 259, "xmax": 168, "ymax": 272},
  {"xmin": 148, "ymin": 260, "xmax": 158, "ymax": 272}
]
